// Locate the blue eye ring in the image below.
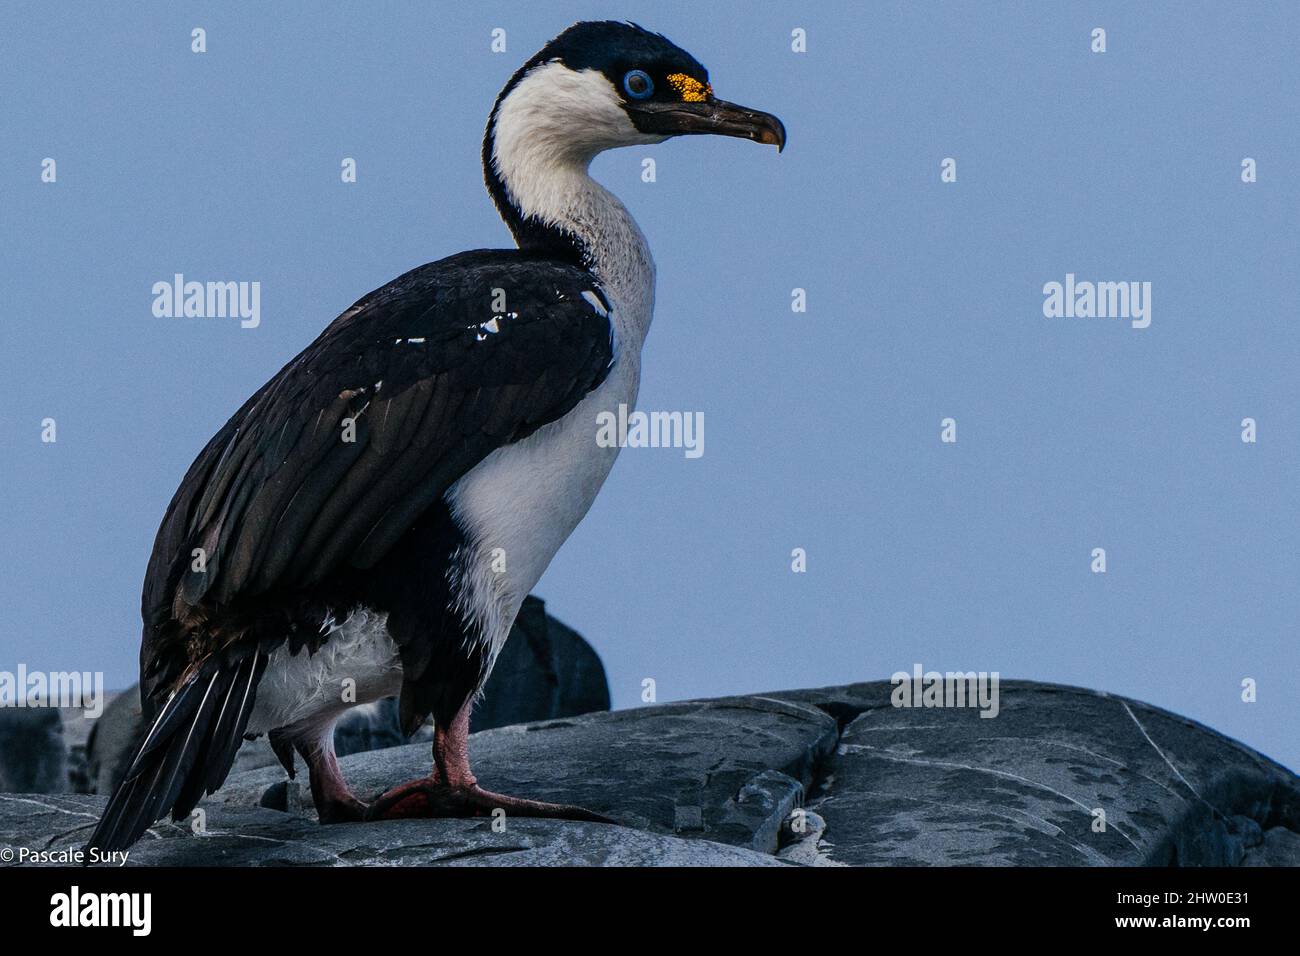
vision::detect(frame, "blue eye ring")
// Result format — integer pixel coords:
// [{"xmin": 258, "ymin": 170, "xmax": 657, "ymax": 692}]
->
[{"xmin": 622, "ymin": 69, "xmax": 654, "ymax": 100}]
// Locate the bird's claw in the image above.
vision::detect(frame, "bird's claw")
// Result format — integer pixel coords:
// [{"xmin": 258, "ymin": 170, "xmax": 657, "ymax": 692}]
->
[{"xmin": 363, "ymin": 776, "xmax": 614, "ymax": 824}]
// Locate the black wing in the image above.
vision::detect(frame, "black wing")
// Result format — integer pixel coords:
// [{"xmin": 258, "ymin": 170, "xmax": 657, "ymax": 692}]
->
[{"xmin": 140, "ymin": 250, "xmax": 613, "ymax": 682}]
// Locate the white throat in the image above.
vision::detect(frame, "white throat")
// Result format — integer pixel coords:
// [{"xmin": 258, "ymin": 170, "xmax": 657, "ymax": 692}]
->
[{"xmin": 490, "ymin": 62, "xmax": 659, "ymax": 347}]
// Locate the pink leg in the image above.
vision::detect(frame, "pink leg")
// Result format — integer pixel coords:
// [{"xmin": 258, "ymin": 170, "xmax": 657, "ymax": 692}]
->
[
  {"xmin": 294, "ymin": 735, "xmax": 367, "ymax": 824},
  {"xmin": 365, "ymin": 703, "xmax": 611, "ymax": 823}
]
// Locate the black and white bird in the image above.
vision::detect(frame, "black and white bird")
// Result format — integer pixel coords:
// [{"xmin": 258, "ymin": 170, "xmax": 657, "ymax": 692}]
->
[{"xmin": 88, "ymin": 20, "xmax": 784, "ymax": 852}]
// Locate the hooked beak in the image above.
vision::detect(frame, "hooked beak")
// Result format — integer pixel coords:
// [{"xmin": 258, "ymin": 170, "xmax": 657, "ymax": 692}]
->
[{"xmin": 626, "ymin": 97, "xmax": 787, "ymax": 152}]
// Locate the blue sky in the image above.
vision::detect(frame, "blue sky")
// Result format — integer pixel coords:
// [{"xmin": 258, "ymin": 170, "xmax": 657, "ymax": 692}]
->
[{"xmin": 3, "ymin": 2, "xmax": 1297, "ymax": 771}]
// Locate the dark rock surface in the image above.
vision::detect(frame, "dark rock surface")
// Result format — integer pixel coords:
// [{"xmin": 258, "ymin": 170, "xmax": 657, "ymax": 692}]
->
[
  {"xmin": 0, "ymin": 709, "xmax": 67, "ymax": 794},
  {"xmin": 1241, "ymin": 827, "xmax": 1300, "ymax": 866},
  {"xmin": 1, "ymin": 681, "xmax": 1295, "ymax": 866},
  {"xmin": 775, "ymin": 681, "xmax": 1300, "ymax": 866},
  {"xmin": 0, "ymin": 793, "xmax": 781, "ymax": 867},
  {"xmin": 470, "ymin": 594, "xmax": 611, "ymax": 732},
  {"xmin": 332, "ymin": 701, "xmax": 409, "ymax": 758},
  {"xmin": 82, "ymin": 595, "xmax": 611, "ymax": 795},
  {"xmin": 59, "ymin": 699, "xmax": 112, "ymax": 795},
  {"xmin": 83, "ymin": 691, "xmax": 137, "ymax": 796},
  {"xmin": 217, "ymin": 695, "xmax": 837, "ymax": 853}
]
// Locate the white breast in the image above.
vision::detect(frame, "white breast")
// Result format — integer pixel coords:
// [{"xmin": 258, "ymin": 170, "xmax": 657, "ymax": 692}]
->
[{"xmin": 444, "ymin": 318, "xmax": 642, "ymax": 652}]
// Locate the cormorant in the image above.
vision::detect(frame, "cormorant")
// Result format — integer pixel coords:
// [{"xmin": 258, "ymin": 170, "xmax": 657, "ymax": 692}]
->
[{"xmin": 87, "ymin": 20, "xmax": 784, "ymax": 853}]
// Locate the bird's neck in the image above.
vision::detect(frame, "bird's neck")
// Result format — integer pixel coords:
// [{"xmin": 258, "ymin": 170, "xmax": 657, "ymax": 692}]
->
[{"xmin": 483, "ymin": 91, "xmax": 656, "ymax": 346}]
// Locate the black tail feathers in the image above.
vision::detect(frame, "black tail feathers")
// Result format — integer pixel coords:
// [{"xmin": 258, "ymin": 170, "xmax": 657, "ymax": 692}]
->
[{"xmin": 84, "ymin": 646, "xmax": 267, "ymax": 856}]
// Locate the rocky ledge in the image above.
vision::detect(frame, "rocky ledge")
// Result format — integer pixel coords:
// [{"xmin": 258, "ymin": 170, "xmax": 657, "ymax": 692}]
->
[{"xmin": 2, "ymin": 681, "xmax": 1297, "ymax": 866}]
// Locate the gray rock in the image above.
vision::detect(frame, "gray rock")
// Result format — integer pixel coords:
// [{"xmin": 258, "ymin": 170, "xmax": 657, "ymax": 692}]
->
[
  {"xmin": 0, "ymin": 793, "xmax": 783, "ymax": 867},
  {"xmin": 1241, "ymin": 827, "xmax": 1300, "ymax": 866},
  {"xmin": 59, "ymin": 699, "xmax": 110, "ymax": 794},
  {"xmin": 0, "ymin": 708, "xmax": 67, "ymax": 794},
  {"xmin": 471, "ymin": 594, "xmax": 611, "ymax": 732},
  {"xmin": 228, "ymin": 737, "xmax": 283, "ymax": 776},
  {"xmin": 4, "ymin": 682, "xmax": 1295, "ymax": 866},
  {"xmin": 215, "ymin": 694, "xmax": 839, "ymax": 854},
  {"xmin": 83, "ymin": 691, "xmax": 139, "ymax": 795},
  {"xmin": 333, "ymin": 700, "xmax": 409, "ymax": 758},
  {"xmin": 777, "ymin": 809, "xmax": 838, "ymax": 866},
  {"xmin": 771, "ymin": 680, "xmax": 1300, "ymax": 866}
]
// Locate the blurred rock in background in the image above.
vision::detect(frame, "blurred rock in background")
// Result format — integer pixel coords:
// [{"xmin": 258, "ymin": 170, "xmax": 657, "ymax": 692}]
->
[
  {"xmin": 470, "ymin": 593, "xmax": 610, "ymax": 732},
  {"xmin": 0, "ymin": 708, "xmax": 67, "ymax": 794}
]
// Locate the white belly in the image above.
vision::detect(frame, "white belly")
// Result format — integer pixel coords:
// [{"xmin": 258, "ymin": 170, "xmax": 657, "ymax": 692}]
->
[
  {"xmin": 445, "ymin": 349, "xmax": 641, "ymax": 630},
  {"xmin": 246, "ymin": 607, "xmax": 403, "ymax": 736}
]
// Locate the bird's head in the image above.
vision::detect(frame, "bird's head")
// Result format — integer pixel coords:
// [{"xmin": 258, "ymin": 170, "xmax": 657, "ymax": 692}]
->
[{"xmin": 487, "ymin": 21, "xmax": 785, "ymax": 172}]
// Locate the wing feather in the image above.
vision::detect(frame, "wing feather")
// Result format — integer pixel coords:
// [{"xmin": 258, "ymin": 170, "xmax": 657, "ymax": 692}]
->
[{"xmin": 141, "ymin": 250, "xmax": 614, "ymax": 695}]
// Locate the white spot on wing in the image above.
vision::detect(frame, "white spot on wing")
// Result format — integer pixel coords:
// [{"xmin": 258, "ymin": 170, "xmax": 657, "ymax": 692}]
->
[{"xmin": 581, "ymin": 290, "xmax": 608, "ymax": 317}]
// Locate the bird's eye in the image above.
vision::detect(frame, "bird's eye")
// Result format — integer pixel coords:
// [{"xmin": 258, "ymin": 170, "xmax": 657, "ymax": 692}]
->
[{"xmin": 622, "ymin": 69, "xmax": 654, "ymax": 100}]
